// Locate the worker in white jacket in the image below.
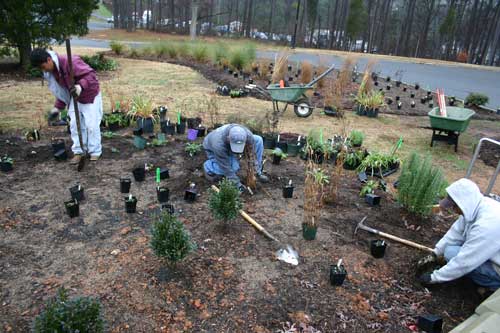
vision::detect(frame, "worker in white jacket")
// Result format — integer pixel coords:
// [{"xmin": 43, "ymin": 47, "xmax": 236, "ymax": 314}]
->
[{"xmin": 418, "ymin": 178, "xmax": 500, "ymax": 290}]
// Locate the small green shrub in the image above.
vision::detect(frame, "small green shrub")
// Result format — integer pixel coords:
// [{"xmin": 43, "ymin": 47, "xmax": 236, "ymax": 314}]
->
[
  {"xmin": 213, "ymin": 43, "xmax": 229, "ymax": 65},
  {"xmin": 129, "ymin": 48, "xmax": 140, "ymax": 58},
  {"xmin": 357, "ymin": 152, "xmax": 400, "ymax": 176},
  {"xmin": 192, "ymin": 44, "xmax": 209, "ymax": 62},
  {"xmin": 397, "ymin": 152, "xmax": 447, "ymax": 215},
  {"xmin": 349, "ymin": 130, "xmax": 364, "ymax": 146},
  {"xmin": 177, "ymin": 43, "xmax": 190, "ymax": 58},
  {"xmin": 153, "ymin": 43, "xmax": 169, "ymax": 58},
  {"xmin": 209, "ymin": 178, "xmax": 242, "ymax": 223},
  {"xmin": 27, "ymin": 65, "xmax": 43, "ymax": 78},
  {"xmin": 229, "ymin": 48, "xmax": 246, "ymax": 70},
  {"xmin": 81, "ymin": 54, "xmax": 117, "ymax": 71},
  {"xmin": 150, "ymin": 213, "xmax": 196, "ymax": 263},
  {"xmin": 465, "ymin": 92, "xmax": 489, "ymax": 106},
  {"xmin": 185, "ymin": 143, "xmax": 202, "ymax": 156},
  {"xmin": 360, "ymin": 180, "xmax": 379, "ymax": 197},
  {"xmin": 272, "ymin": 148, "xmax": 287, "ymax": 159},
  {"xmin": 110, "ymin": 40, "xmax": 126, "ymax": 55},
  {"xmin": 33, "ymin": 288, "xmax": 104, "ymax": 333}
]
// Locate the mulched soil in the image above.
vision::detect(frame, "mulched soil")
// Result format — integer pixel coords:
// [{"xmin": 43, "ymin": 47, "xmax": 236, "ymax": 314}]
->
[
  {"xmin": 479, "ymin": 137, "xmax": 500, "ymax": 168},
  {"xmin": 0, "ymin": 123, "xmax": 482, "ymax": 332}
]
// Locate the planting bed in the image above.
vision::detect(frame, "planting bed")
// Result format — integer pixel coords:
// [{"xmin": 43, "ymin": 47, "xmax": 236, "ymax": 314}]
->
[{"xmin": 0, "ymin": 125, "xmax": 482, "ymax": 332}]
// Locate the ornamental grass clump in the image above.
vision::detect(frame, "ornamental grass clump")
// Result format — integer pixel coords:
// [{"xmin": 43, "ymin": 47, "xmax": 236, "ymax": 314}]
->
[
  {"xmin": 304, "ymin": 164, "xmax": 330, "ymax": 228},
  {"xmin": 150, "ymin": 212, "xmax": 196, "ymax": 264},
  {"xmin": 209, "ymin": 179, "xmax": 242, "ymax": 224},
  {"xmin": 33, "ymin": 288, "xmax": 104, "ymax": 333},
  {"xmin": 397, "ymin": 152, "xmax": 447, "ymax": 215}
]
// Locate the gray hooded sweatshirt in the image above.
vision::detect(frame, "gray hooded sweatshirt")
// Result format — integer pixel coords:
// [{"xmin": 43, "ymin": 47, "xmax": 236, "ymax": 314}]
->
[
  {"xmin": 431, "ymin": 178, "xmax": 500, "ymax": 282},
  {"xmin": 202, "ymin": 124, "xmax": 256, "ymax": 185}
]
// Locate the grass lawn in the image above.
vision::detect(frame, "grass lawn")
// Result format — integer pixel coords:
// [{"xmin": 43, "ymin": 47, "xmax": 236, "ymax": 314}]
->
[{"xmin": 1, "ymin": 47, "xmax": 498, "ymax": 193}]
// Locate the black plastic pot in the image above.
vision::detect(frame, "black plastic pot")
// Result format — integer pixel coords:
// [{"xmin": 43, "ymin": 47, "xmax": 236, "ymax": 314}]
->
[
  {"xmin": 421, "ymin": 97, "xmax": 427, "ymax": 104},
  {"xmin": 161, "ymin": 203, "xmax": 175, "ymax": 214},
  {"xmin": 365, "ymin": 193, "xmax": 381, "ymax": 206},
  {"xmin": 162, "ymin": 123, "xmax": 176, "ymax": 135},
  {"xmin": 157, "ymin": 187, "xmax": 170, "ymax": 203},
  {"xmin": 282, "ymin": 185, "xmax": 294, "ymax": 198},
  {"xmin": 395, "ymin": 96, "xmax": 400, "ymax": 101},
  {"xmin": 197, "ymin": 126, "xmax": 206, "ymax": 137},
  {"xmin": 396, "ymin": 81, "xmax": 401, "ymax": 87},
  {"xmin": 387, "ymin": 98, "xmax": 393, "ymax": 105},
  {"xmin": 428, "ymin": 101, "xmax": 434, "ymax": 108},
  {"xmin": 343, "ymin": 161, "xmax": 358, "ymax": 170},
  {"xmin": 415, "ymin": 84, "xmax": 420, "ymax": 90},
  {"xmin": 176, "ymin": 123, "xmax": 186, "ymax": 134},
  {"xmin": 417, "ymin": 315, "xmax": 442, "ymax": 333},
  {"xmin": 159, "ymin": 167, "xmax": 170, "ymax": 179},
  {"xmin": 184, "ymin": 188, "xmax": 197, "ymax": 202},
  {"xmin": 0, "ymin": 162, "xmax": 13, "ymax": 172},
  {"xmin": 108, "ymin": 122, "xmax": 120, "ymax": 132},
  {"xmin": 386, "ymin": 76, "xmax": 391, "ymax": 82},
  {"xmin": 374, "ymin": 81, "xmax": 379, "ymax": 86},
  {"xmin": 133, "ymin": 167, "xmax": 145, "ymax": 182},
  {"xmin": 324, "ymin": 106, "xmax": 338, "ymax": 117},
  {"xmin": 411, "ymin": 101, "xmax": 416, "ymax": 108},
  {"xmin": 133, "ymin": 128, "xmax": 143, "ymax": 136},
  {"xmin": 397, "ymin": 103, "xmax": 402, "ymax": 110},
  {"xmin": 410, "ymin": 92, "xmax": 415, "ymax": 98},
  {"xmin": 330, "ymin": 265, "xmax": 347, "ymax": 286},
  {"xmin": 120, "ymin": 178, "xmax": 132, "ymax": 193},
  {"xmin": 65, "ymin": 199, "xmax": 79, "ymax": 218},
  {"xmin": 70, "ymin": 184, "xmax": 85, "ymax": 201},
  {"xmin": 302, "ymin": 223, "xmax": 317, "ymax": 240},
  {"xmin": 272, "ymin": 155, "xmax": 282, "ymax": 165},
  {"xmin": 233, "ymin": 73, "xmax": 238, "ymax": 78},
  {"xmin": 403, "ymin": 87, "xmax": 407, "ymax": 92},
  {"xmin": 427, "ymin": 91, "xmax": 432, "ymax": 96},
  {"xmin": 137, "ymin": 117, "xmax": 154, "ymax": 133},
  {"xmin": 51, "ymin": 140, "xmax": 65, "ymax": 154},
  {"xmin": 366, "ymin": 108, "xmax": 379, "ymax": 118},
  {"xmin": 228, "ymin": 69, "xmax": 233, "ymax": 74},
  {"xmin": 386, "ymin": 84, "xmax": 391, "ymax": 91},
  {"xmin": 370, "ymin": 239, "xmax": 387, "ymax": 258},
  {"xmin": 125, "ymin": 196, "xmax": 138, "ymax": 213},
  {"xmin": 312, "ymin": 151, "xmax": 324, "ymax": 164},
  {"xmin": 288, "ymin": 77, "xmax": 293, "ymax": 82},
  {"xmin": 248, "ymin": 78, "xmax": 254, "ymax": 84},
  {"xmin": 54, "ymin": 149, "xmax": 68, "ymax": 161}
]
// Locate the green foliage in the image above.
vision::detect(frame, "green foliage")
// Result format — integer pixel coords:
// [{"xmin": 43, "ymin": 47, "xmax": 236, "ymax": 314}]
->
[
  {"xmin": 397, "ymin": 152, "xmax": 447, "ymax": 216},
  {"xmin": 307, "ymin": 168, "xmax": 330, "ymax": 185},
  {"xmin": 150, "ymin": 213, "xmax": 196, "ymax": 263},
  {"xmin": 1, "ymin": 156, "xmax": 13, "ymax": 164},
  {"xmin": 80, "ymin": 54, "xmax": 117, "ymax": 71},
  {"xmin": 346, "ymin": 0, "xmax": 367, "ymax": 39},
  {"xmin": 0, "ymin": 0, "xmax": 98, "ymax": 68},
  {"xmin": 465, "ymin": 92, "xmax": 489, "ymax": 106},
  {"xmin": 102, "ymin": 131, "xmax": 117, "ymax": 139},
  {"xmin": 103, "ymin": 112, "xmax": 128, "ymax": 126},
  {"xmin": 192, "ymin": 44, "xmax": 209, "ymax": 62},
  {"xmin": 27, "ymin": 65, "xmax": 43, "ymax": 78},
  {"xmin": 272, "ymin": 148, "xmax": 288, "ymax": 159},
  {"xmin": 33, "ymin": 288, "xmax": 104, "ymax": 333},
  {"xmin": 213, "ymin": 43, "xmax": 229, "ymax": 65},
  {"xmin": 110, "ymin": 40, "xmax": 126, "ymax": 55},
  {"xmin": 439, "ymin": 7, "xmax": 456, "ymax": 36},
  {"xmin": 185, "ymin": 143, "xmax": 202, "ymax": 157},
  {"xmin": 0, "ymin": 46, "xmax": 18, "ymax": 58},
  {"xmin": 209, "ymin": 179, "xmax": 242, "ymax": 223},
  {"xmin": 357, "ymin": 152, "xmax": 400, "ymax": 176},
  {"xmin": 129, "ymin": 95, "xmax": 156, "ymax": 120},
  {"xmin": 360, "ymin": 180, "xmax": 379, "ymax": 197},
  {"xmin": 343, "ymin": 150, "xmax": 365, "ymax": 168},
  {"xmin": 229, "ymin": 48, "xmax": 246, "ymax": 70},
  {"xmin": 349, "ymin": 130, "xmax": 364, "ymax": 146}
]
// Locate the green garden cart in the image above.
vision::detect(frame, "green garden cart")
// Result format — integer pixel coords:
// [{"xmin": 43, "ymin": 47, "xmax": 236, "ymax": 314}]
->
[
  {"xmin": 265, "ymin": 64, "xmax": 336, "ymax": 118},
  {"xmin": 428, "ymin": 106, "xmax": 475, "ymax": 152}
]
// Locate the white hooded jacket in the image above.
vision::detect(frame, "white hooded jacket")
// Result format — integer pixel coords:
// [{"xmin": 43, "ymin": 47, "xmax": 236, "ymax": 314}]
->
[{"xmin": 431, "ymin": 178, "xmax": 500, "ymax": 282}]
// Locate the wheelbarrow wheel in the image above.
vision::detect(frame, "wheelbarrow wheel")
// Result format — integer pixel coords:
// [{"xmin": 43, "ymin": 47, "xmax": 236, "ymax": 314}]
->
[{"xmin": 294, "ymin": 99, "xmax": 313, "ymax": 118}]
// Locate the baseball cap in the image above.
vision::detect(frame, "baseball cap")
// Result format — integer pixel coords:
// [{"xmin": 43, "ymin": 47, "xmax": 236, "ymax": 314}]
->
[{"xmin": 229, "ymin": 126, "xmax": 246, "ymax": 153}]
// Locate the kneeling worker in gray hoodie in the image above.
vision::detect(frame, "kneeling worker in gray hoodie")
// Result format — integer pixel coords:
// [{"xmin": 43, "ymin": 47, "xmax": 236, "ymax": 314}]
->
[{"xmin": 419, "ymin": 178, "xmax": 500, "ymax": 290}]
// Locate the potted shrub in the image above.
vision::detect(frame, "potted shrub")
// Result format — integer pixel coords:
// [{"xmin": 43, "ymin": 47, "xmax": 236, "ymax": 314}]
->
[
  {"xmin": 403, "ymin": 87, "xmax": 407, "ymax": 92},
  {"xmin": 303, "ymin": 167, "xmax": 329, "ymax": 240},
  {"xmin": 330, "ymin": 259, "xmax": 347, "ymax": 286},
  {"xmin": 357, "ymin": 152, "xmax": 400, "ymax": 177},
  {"xmin": 370, "ymin": 239, "xmax": 387, "ymax": 258},
  {"xmin": 104, "ymin": 112, "xmax": 127, "ymax": 131},
  {"xmin": 70, "ymin": 183, "xmax": 85, "ymax": 201},
  {"xmin": 342, "ymin": 150, "xmax": 364, "ymax": 170},
  {"xmin": 271, "ymin": 148, "xmax": 287, "ymax": 165},
  {"xmin": 282, "ymin": 180, "xmax": 294, "ymax": 198},
  {"xmin": 33, "ymin": 288, "xmax": 104, "ymax": 332},
  {"xmin": 415, "ymin": 83, "xmax": 420, "ymax": 90},
  {"xmin": 150, "ymin": 212, "xmax": 196, "ymax": 271},
  {"xmin": 360, "ymin": 180, "xmax": 381, "ymax": 206},
  {"xmin": 184, "ymin": 183, "xmax": 198, "ymax": 202},
  {"xmin": 349, "ymin": 130, "xmax": 364, "ymax": 147},
  {"xmin": 196, "ymin": 124, "xmax": 207, "ymax": 137},
  {"xmin": 411, "ymin": 101, "xmax": 416, "ymax": 108},
  {"xmin": 132, "ymin": 165, "xmax": 146, "ymax": 181},
  {"xmin": 161, "ymin": 119, "xmax": 176, "ymax": 135},
  {"xmin": 185, "ymin": 143, "xmax": 202, "ymax": 157},
  {"xmin": 157, "ymin": 186, "xmax": 170, "ymax": 203},
  {"xmin": 128, "ymin": 95, "xmax": 157, "ymax": 134},
  {"xmin": 120, "ymin": 178, "xmax": 131, "ymax": 193},
  {"xmin": 397, "ymin": 102, "xmax": 402, "ymax": 110},
  {"xmin": 0, "ymin": 156, "xmax": 13, "ymax": 172},
  {"xmin": 124, "ymin": 194, "xmax": 138, "ymax": 213},
  {"xmin": 65, "ymin": 199, "xmax": 79, "ymax": 218},
  {"xmin": 209, "ymin": 179, "xmax": 242, "ymax": 224}
]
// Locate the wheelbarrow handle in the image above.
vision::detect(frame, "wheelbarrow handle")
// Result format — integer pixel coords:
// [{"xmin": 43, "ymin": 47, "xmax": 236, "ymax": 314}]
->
[{"xmin": 305, "ymin": 64, "xmax": 335, "ymax": 88}]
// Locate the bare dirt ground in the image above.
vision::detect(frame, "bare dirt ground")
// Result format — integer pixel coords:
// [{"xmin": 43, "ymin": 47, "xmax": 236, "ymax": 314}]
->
[{"xmin": 1, "ymin": 51, "xmax": 499, "ymax": 332}]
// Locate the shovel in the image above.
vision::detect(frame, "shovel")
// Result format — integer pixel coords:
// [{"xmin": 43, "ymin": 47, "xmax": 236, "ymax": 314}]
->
[
  {"xmin": 210, "ymin": 185, "xmax": 299, "ymax": 265},
  {"xmin": 65, "ymin": 38, "xmax": 87, "ymax": 172}
]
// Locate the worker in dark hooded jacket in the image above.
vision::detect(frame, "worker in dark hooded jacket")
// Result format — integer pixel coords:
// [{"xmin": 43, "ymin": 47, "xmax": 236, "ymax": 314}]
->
[
  {"xmin": 419, "ymin": 178, "xmax": 500, "ymax": 290},
  {"xmin": 203, "ymin": 124, "xmax": 268, "ymax": 190}
]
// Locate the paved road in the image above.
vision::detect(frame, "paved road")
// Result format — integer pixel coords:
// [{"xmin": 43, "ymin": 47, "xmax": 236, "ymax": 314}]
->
[{"xmin": 69, "ymin": 33, "xmax": 500, "ymax": 109}]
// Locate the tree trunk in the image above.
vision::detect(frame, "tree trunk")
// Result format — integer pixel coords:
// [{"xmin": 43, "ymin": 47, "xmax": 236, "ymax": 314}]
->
[
  {"xmin": 268, "ymin": 0, "xmax": 275, "ymax": 36},
  {"xmin": 113, "ymin": 0, "xmax": 119, "ymax": 28},
  {"xmin": 487, "ymin": 3, "xmax": 500, "ymax": 65},
  {"xmin": 329, "ymin": 0, "xmax": 339, "ymax": 49},
  {"xmin": 465, "ymin": 0, "xmax": 479, "ymax": 62},
  {"xmin": 18, "ymin": 43, "xmax": 32, "ymax": 70},
  {"xmin": 190, "ymin": 0, "xmax": 199, "ymax": 40}
]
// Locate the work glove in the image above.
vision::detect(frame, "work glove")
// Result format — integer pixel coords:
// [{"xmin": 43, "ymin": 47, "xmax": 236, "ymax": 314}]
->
[
  {"xmin": 70, "ymin": 84, "xmax": 82, "ymax": 98},
  {"xmin": 418, "ymin": 272, "xmax": 434, "ymax": 286},
  {"xmin": 49, "ymin": 107, "xmax": 60, "ymax": 121}
]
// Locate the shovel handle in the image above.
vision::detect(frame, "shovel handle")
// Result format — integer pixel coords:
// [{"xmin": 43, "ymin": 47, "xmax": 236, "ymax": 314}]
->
[{"xmin": 377, "ymin": 231, "xmax": 434, "ymax": 253}]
